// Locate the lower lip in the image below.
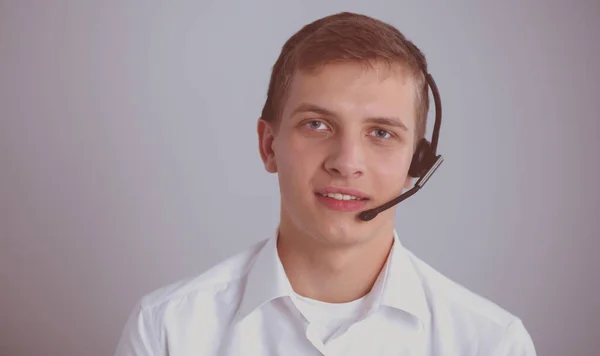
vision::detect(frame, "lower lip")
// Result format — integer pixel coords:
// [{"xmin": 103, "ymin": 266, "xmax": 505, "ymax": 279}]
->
[{"xmin": 315, "ymin": 194, "xmax": 370, "ymax": 212}]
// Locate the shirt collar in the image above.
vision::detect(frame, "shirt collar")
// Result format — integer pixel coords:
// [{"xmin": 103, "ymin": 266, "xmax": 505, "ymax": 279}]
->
[
  {"xmin": 234, "ymin": 231, "xmax": 292, "ymax": 323},
  {"xmin": 374, "ymin": 229, "xmax": 431, "ymax": 325},
  {"xmin": 235, "ymin": 229, "xmax": 430, "ymax": 325}
]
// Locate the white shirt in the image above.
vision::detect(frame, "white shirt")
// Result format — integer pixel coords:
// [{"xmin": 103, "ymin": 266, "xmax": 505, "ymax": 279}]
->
[
  {"xmin": 114, "ymin": 230, "xmax": 536, "ymax": 355},
  {"xmin": 293, "ymin": 290, "xmax": 369, "ymax": 348}
]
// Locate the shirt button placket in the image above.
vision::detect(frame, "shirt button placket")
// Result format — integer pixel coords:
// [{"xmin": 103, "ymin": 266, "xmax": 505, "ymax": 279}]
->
[{"xmin": 305, "ymin": 324, "xmax": 328, "ymax": 355}]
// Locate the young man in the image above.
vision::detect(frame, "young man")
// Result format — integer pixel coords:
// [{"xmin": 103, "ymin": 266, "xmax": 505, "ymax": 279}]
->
[{"xmin": 115, "ymin": 12, "xmax": 536, "ymax": 355}]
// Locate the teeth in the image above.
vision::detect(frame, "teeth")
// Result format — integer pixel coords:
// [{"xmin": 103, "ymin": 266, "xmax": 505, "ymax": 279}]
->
[{"xmin": 321, "ymin": 193, "xmax": 364, "ymax": 201}]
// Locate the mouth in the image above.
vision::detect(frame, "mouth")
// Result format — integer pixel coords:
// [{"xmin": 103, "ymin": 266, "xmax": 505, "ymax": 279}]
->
[
  {"xmin": 314, "ymin": 188, "xmax": 371, "ymax": 212},
  {"xmin": 316, "ymin": 192, "xmax": 368, "ymax": 201}
]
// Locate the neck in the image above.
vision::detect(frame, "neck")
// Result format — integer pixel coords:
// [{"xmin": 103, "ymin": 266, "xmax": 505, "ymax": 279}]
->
[{"xmin": 276, "ymin": 222, "xmax": 394, "ymax": 304}]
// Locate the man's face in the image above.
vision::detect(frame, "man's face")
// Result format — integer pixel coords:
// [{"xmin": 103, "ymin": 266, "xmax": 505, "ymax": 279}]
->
[{"xmin": 259, "ymin": 61, "xmax": 417, "ymax": 246}]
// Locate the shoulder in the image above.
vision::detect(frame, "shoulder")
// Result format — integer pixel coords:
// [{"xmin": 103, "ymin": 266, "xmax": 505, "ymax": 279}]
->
[
  {"xmin": 406, "ymin": 249, "xmax": 516, "ymax": 326},
  {"xmin": 114, "ymin": 239, "xmax": 269, "ymax": 355},
  {"xmin": 405, "ymin": 249, "xmax": 536, "ymax": 354},
  {"xmin": 138, "ymin": 238, "xmax": 268, "ymax": 313}
]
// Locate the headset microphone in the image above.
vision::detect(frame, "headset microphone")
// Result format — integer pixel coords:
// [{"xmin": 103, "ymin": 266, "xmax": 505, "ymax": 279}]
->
[{"xmin": 358, "ymin": 72, "xmax": 444, "ymax": 222}]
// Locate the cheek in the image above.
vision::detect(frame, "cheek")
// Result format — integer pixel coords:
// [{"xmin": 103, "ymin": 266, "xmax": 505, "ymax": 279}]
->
[
  {"xmin": 369, "ymin": 151, "xmax": 412, "ymax": 187},
  {"xmin": 276, "ymin": 135, "xmax": 323, "ymax": 183}
]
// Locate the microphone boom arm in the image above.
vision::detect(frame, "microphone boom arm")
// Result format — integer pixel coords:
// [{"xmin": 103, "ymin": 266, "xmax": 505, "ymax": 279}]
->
[{"xmin": 358, "ymin": 155, "xmax": 444, "ymax": 222}]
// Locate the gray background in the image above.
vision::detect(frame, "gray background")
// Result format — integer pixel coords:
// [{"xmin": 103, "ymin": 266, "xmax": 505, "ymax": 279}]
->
[{"xmin": 1, "ymin": 1, "xmax": 599, "ymax": 355}]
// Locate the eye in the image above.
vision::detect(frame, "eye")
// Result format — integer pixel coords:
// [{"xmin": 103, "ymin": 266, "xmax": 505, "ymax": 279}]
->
[
  {"xmin": 369, "ymin": 129, "xmax": 392, "ymax": 139},
  {"xmin": 305, "ymin": 120, "xmax": 328, "ymax": 131}
]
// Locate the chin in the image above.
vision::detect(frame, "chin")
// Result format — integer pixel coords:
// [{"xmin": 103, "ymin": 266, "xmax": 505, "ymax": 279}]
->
[
  {"xmin": 310, "ymin": 216, "xmax": 372, "ymax": 246},
  {"xmin": 281, "ymin": 198, "xmax": 382, "ymax": 246}
]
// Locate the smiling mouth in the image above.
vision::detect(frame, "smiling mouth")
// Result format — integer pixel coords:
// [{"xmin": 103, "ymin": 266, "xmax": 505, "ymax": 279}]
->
[{"xmin": 316, "ymin": 192, "xmax": 368, "ymax": 201}]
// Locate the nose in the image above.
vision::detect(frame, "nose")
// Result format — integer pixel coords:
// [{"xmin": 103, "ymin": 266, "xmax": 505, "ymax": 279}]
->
[{"xmin": 323, "ymin": 133, "xmax": 365, "ymax": 179}]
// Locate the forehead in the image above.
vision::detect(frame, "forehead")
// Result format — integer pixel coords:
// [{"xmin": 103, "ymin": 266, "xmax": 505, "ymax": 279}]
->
[{"xmin": 282, "ymin": 61, "xmax": 417, "ymax": 127}]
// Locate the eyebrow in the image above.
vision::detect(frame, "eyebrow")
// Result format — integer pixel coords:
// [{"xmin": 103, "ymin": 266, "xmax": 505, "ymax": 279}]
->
[{"xmin": 290, "ymin": 103, "xmax": 409, "ymax": 132}]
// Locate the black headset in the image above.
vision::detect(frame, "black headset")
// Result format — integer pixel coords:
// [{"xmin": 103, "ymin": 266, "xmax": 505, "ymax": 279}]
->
[{"xmin": 408, "ymin": 73, "xmax": 442, "ymax": 177}]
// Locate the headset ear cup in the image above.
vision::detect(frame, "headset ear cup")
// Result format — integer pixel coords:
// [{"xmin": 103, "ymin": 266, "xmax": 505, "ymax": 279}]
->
[{"xmin": 408, "ymin": 139, "xmax": 435, "ymax": 177}]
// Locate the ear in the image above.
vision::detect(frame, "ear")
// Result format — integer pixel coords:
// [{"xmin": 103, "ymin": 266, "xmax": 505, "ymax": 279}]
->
[{"xmin": 257, "ymin": 117, "xmax": 278, "ymax": 173}]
